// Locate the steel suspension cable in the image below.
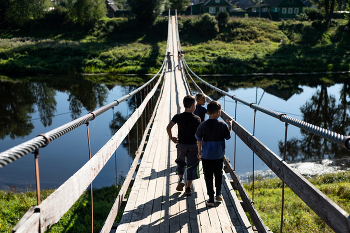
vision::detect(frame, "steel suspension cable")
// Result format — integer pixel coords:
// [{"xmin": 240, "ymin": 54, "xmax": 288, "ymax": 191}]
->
[
  {"xmin": 182, "ymin": 59, "xmax": 350, "ymax": 150},
  {"xmin": 0, "ymin": 52, "xmax": 167, "ymax": 170}
]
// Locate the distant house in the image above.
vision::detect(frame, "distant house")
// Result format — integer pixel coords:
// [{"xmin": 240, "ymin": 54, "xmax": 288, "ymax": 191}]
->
[
  {"xmin": 229, "ymin": 0, "xmax": 255, "ymax": 10},
  {"xmin": 187, "ymin": 0, "xmax": 231, "ymax": 14},
  {"xmin": 106, "ymin": 0, "xmax": 119, "ymax": 18},
  {"xmin": 246, "ymin": 0, "xmax": 306, "ymax": 18}
]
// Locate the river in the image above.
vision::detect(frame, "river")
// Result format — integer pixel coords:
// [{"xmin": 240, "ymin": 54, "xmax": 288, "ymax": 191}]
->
[{"xmin": 1, "ymin": 75, "xmax": 349, "ymax": 190}]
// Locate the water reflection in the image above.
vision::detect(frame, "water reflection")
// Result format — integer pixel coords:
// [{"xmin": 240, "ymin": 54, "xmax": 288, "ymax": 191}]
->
[
  {"xmin": 0, "ymin": 79, "xmax": 110, "ymax": 139},
  {"xmin": 0, "ymin": 81, "xmax": 53, "ymax": 139},
  {"xmin": 278, "ymin": 83, "xmax": 350, "ymax": 163},
  {"xmin": 190, "ymin": 75, "xmax": 350, "ymax": 167}
]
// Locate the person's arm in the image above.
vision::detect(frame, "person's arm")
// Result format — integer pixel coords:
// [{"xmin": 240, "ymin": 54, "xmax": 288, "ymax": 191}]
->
[
  {"xmin": 197, "ymin": 140, "xmax": 202, "ymax": 160},
  {"xmin": 166, "ymin": 121, "xmax": 178, "ymax": 144},
  {"xmin": 226, "ymin": 119, "xmax": 232, "ymax": 134}
]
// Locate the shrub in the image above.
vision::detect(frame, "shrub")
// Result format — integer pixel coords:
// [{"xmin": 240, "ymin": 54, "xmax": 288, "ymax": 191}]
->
[
  {"xmin": 216, "ymin": 11, "xmax": 229, "ymax": 27},
  {"xmin": 296, "ymin": 13, "xmax": 309, "ymax": 21},
  {"xmin": 312, "ymin": 19, "xmax": 327, "ymax": 30},
  {"xmin": 196, "ymin": 13, "xmax": 219, "ymax": 36},
  {"xmin": 303, "ymin": 7, "xmax": 323, "ymax": 21},
  {"xmin": 345, "ymin": 3, "xmax": 350, "ymax": 25}
]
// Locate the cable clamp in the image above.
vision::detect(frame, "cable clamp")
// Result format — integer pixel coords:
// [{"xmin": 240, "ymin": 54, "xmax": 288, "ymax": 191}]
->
[
  {"xmin": 38, "ymin": 133, "xmax": 50, "ymax": 147},
  {"xmin": 89, "ymin": 112, "xmax": 96, "ymax": 120},
  {"xmin": 342, "ymin": 136, "xmax": 350, "ymax": 150},
  {"xmin": 249, "ymin": 103, "xmax": 255, "ymax": 108},
  {"xmin": 278, "ymin": 113, "xmax": 286, "ymax": 122}
]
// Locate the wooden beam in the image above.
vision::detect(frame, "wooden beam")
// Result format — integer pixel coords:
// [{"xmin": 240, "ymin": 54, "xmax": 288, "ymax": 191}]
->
[
  {"xmin": 13, "ymin": 74, "xmax": 163, "ymax": 233},
  {"xmin": 99, "ymin": 73, "xmax": 165, "ymax": 233},
  {"xmin": 224, "ymin": 156, "xmax": 269, "ymax": 233},
  {"xmin": 229, "ymin": 116, "xmax": 350, "ymax": 233}
]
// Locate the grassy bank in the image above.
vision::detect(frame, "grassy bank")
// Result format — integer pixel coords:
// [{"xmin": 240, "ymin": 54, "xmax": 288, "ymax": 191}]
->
[
  {"xmin": 2, "ymin": 172, "xmax": 350, "ymax": 232},
  {"xmin": 0, "ymin": 16, "xmax": 349, "ymax": 77},
  {"xmin": 0, "ymin": 184, "xmax": 125, "ymax": 233},
  {"xmin": 242, "ymin": 171, "xmax": 350, "ymax": 232}
]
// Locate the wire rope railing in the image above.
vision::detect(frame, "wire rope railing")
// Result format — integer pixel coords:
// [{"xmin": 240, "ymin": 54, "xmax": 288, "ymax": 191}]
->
[
  {"xmin": 174, "ymin": 12, "xmax": 350, "ymax": 233},
  {"xmin": 10, "ymin": 10, "xmax": 173, "ymax": 233},
  {"xmin": 182, "ymin": 58, "xmax": 350, "ymax": 150}
]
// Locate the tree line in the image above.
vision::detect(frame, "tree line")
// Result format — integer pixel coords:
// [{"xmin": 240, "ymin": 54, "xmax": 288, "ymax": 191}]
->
[{"xmin": 0, "ymin": 0, "xmax": 191, "ymax": 28}]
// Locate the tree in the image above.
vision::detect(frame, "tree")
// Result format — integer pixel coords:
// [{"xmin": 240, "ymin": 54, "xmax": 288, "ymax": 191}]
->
[
  {"xmin": 169, "ymin": 0, "xmax": 191, "ymax": 11},
  {"xmin": 75, "ymin": 0, "xmax": 106, "ymax": 25},
  {"xmin": 312, "ymin": 0, "xmax": 344, "ymax": 23},
  {"xmin": 30, "ymin": 0, "xmax": 52, "ymax": 20},
  {"xmin": 128, "ymin": 0, "xmax": 164, "ymax": 24}
]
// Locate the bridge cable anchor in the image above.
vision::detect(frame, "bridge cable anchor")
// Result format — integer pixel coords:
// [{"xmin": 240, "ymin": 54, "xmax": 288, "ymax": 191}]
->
[
  {"xmin": 278, "ymin": 113, "xmax": 286, "ymax": 122},
  {"xmin": 37, "ymin": 133, "xmax": 50, "ymax": 148}
]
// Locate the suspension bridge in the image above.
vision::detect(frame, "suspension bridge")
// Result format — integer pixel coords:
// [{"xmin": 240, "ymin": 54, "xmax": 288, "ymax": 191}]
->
[{"xmin": 2, "ymin": 11, "xmax": 350, "ymax": 233}]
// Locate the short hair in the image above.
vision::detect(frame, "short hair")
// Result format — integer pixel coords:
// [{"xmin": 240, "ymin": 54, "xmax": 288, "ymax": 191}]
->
[
  {"xmin": 183, "ymin": 95, "xmax": 196, "ymax": 108},
  {"xmin": 195, "ymin": 93, "xmax": 206, "ymax": 101},
  {"xmin": 207, "ymin": 101, "xmax": 221, "ymax": 115}
]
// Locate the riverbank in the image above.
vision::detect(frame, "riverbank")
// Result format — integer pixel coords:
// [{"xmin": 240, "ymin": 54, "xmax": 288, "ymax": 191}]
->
[
  {"xmin": 242, "ymin": 171, "xmax": 350, "ymax": 232},
  {"xmin": 1, "ymin": 171, "xmax": 350, "ymax": 232},
  {"xmin": 0, "ymin": 184, "xmax": 126, "ymax": 232},
  {"xmin": 0, "ymin": 17, "xmax": 349, "ymax": 76}
]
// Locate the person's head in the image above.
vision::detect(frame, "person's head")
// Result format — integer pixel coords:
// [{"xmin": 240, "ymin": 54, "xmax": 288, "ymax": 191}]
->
[
  {"xmin": 183, "ymin": 95, "xmax": 196, "ymax": 111},
  {"xmin": 167, "ymin": 52, "xmax": 170, "ymax": 55},
  {"xmin": 207, "ymin": 101, "xmax": 221, "ymax": 118},
  {"xmin": 195, "ymin": 93, "xmax": 206, "ymax": 106},
  {"xmin": 178, "ymin": 51, "xmax": 181, "ymax": 55}
]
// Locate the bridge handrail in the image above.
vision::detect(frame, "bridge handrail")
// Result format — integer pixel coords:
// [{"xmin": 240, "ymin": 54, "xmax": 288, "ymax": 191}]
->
[
  {"xmin": 0, "ymin": 59, "xmax": 166, "ymax": 169},
  {"xmin": 181, "ymin": 58, "xmax": 350, "ymax": 150},
  {"xmin": 13, "ymin": 67, "xmax": 165, "ymax": 233},
  {"xmin": 184, "ymin": 62, "xmax": 350, "ymax": 233}
]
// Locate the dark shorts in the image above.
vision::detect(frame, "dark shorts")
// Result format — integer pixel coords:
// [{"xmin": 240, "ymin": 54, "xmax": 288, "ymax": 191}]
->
[{"xmin": 175, "ymin": 143, "xmax": 200, "ymax": 181}]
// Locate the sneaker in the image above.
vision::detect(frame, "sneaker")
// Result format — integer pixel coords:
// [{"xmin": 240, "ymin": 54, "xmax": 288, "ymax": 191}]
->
[
  {"xmin": 185, "ymin": 187, "xmax": 192, "ymax": 196},
  {"xmin": 215, "ymin": 195, "xmax": 223, "ymax": 202},
  {"xmin": 176, "ymin": 179, "xmax": 185, "ymax": 191},
  {"xmin": 206, "ymin": 196, "xmax": 215, "ymax": 207}
]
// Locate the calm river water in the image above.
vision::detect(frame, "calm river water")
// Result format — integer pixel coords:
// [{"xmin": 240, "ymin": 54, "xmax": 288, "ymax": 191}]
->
[{"xmin": 1, "ymin": 75, "xmax": 350, "ymax": 190}]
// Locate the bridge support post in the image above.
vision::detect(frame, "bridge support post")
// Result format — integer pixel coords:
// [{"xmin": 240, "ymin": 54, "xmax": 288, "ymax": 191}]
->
[
  {"xmin": 280, "ymin": 122, "xmax": 288, "ymax": 233},
  {"xmin": 86, "ymin": 122, "xmax": 94, "ymax": 233},
  {"xmin": 34, "ymin": 149, "xmax": 41, "ymax": 205}
]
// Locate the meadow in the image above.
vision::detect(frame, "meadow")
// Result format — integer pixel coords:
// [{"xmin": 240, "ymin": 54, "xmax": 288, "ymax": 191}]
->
[{"xmin": 0, "ymin": 16, "xmax": 349, "ymax": 77}]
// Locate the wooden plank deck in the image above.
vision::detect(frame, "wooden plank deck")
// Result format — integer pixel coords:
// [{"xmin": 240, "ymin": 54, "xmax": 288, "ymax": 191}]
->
[{"xmin": 116, "ymin": 16, "xmax": 252, "ymax": 233}]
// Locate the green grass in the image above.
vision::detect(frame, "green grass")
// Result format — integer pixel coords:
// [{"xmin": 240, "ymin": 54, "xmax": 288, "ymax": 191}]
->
[
  {"xmin": 0, "ymin": 183, "xmax": 127, "ymax": 233},
  {"xmin": 0, "ymin": 17, "xmax": 349, "ymax": 76},
  {"xmin": 241, "ymin": 171, "xmax": 350, "ymax": 233}
]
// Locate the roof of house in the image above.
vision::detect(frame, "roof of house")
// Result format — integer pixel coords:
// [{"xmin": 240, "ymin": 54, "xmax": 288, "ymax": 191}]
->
[
  {"xmin": 247, "ymin": 0, "xmax": 306, "ymax": 7},
  {"xmin": 246, "ymin": 3, "xmax": 268, "ymax": 8},
  {"xmin": 203, "ymin": 0, "xmax": 232, "ymax": 6},
  {"xmin": 106, "ymin": 0, "xmax": 119, "ymax": 11}
]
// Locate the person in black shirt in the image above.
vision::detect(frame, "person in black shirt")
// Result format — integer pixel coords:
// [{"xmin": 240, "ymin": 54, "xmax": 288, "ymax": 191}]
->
[
  {"xmin": 166, "ymin": 95, "xmax": 201, "ymax": 195},
  {"xmin": 193, "ymin": 93, "xmax": 207, "ymax": 122}
]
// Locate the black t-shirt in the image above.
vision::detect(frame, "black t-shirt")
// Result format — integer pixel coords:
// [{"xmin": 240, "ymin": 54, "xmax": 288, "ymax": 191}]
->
[
  {"xmin": 171, "ymin": 112, "xmax": 201, "ymax": 144},
  {"xmin": 193, "ymin": 104, "xmax": 207, "ymax": 122}
]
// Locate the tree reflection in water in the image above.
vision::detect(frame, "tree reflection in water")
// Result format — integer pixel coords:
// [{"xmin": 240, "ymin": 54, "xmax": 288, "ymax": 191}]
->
[
  {"xmin": 0, "ymin": 79, "xmax": 109, "ymax": 139},
  {"xmin": 109, "ymin": 86, "xmax": 160, "ymax": 159},
  {"xmin": 278, "ymin": 83, "xmax": 350, "ymax": 163}
]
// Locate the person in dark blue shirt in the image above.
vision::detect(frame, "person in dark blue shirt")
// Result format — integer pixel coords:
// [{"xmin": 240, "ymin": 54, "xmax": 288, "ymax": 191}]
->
[
  {"xmin": 195, "ymin": 101, "xmax": 232, "ymax": 207},
  {"xmin": 193, "ymin": 93, "xmax": 207, "ymax": 122}
]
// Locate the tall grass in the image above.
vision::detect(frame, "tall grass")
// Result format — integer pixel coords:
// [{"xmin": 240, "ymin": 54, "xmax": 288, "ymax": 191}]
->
[{"xmin": 242, "ymin": 171, "xmax": 350, "ymax": 232}]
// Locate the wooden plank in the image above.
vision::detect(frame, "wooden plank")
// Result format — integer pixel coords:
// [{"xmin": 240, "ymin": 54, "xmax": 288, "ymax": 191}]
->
[
  {"xmin": 186, "ymin": 181, "xmax": 202, "ymax": 233},
  {"xmin": 222, "ymin": 173, "xmax": 254, "ymax": 233},
  {"xmin": 194, "ymin": 164, "xmax": 213, "ymax": 233},
  {"xmin": 223, "ymin": 157, "xmax": 265, "ymax": 233},
  {"xmin": 168, "ymin": 60, "xmax": 181, "ymax": 233},
  {"xmin": 101, "ymin": 77, "xmax": 165, "ymax": 233},
  {"xmin": 229, "ymin": 118, "xmax": 350, "ymax": 233},
  {"xmin": 13, "ymin": 207, "xmax": 40, "ymax": 233},
  {"xmin": 18, "ymin": 74, "xmax": 161, "ymax": 233}
]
